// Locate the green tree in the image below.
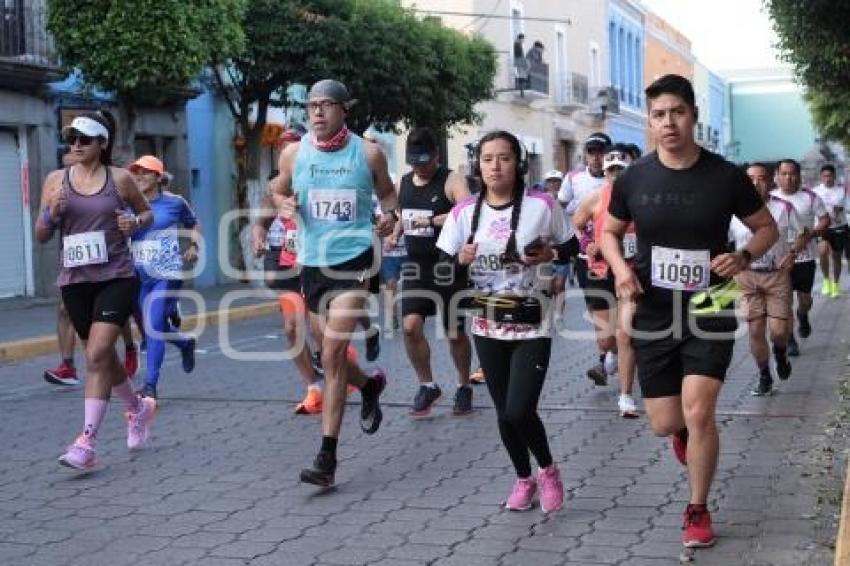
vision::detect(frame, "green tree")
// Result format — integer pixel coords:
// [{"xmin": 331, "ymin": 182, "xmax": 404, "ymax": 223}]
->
[
  {"xmin": 212, "ymin": 0, "xmax": 497, "ymax": 270},
  {"xmin": 47, "ymin": 0, "xmax": 246, "ymax": 162},
  {"xmin": 765, "ymin": 0, "xmax": 850, "ymax": 146}
]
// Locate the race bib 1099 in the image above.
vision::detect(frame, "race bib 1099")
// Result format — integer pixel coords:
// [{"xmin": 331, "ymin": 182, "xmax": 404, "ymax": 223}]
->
[
  {"xmin": 650, "ymin": 246, "xmax": 709, "ymax": 291},
  {"xmin": 63, "ymin": 231, "xmax": 108, "ymax": 268}
]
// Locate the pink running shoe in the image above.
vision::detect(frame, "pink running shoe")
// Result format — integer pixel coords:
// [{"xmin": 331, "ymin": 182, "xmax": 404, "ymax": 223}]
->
[
  {"xmin": 505, "ymin": 477, "xmax": 537, "ymax": 511},
  {"xmin": 126, "ymin": 396, "xmax": 157, "ymax": 450},
  {"xmin": 538, "ymin": 465, "xmax": 564, "ymax": 513},
  {"xmin": 58, "ymin": 435, "xmax": 96, "ymax": 470}
]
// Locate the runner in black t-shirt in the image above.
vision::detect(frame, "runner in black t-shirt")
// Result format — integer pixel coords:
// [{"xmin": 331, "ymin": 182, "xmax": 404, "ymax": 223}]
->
[{"xmin": 601, "ymin": 75, "xmax": 779, "ymax": 550}]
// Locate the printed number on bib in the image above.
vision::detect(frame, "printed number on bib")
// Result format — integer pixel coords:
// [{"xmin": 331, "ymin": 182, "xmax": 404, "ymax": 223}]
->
[
  {"xmin": 623, "ymin": 233, "xmax": 637, "ymax": 260},
  {"xmin": 284, "ymin": 229, "xmax": 298, "ymax": 253},
  {"xmin": 132, "ymin": 240, "xmax": 162, "ymax": 266},
  {"xmin": 402, "ymin": 209, "xmax": 434, "ymax": 237},
  {"xmin": 267, "ymin": 226, "xmax": 284, "ymax": 248},
  {"xmin": 308, "ymin": 189, "xmax": 356, "ymax": 222},
  {"xmin": 650, "ymin": 246, "xmax": 709, "ymax": 291},
  {"xmin": 63, "ymin": 231, "xmax": 108, "ymax": 268}
]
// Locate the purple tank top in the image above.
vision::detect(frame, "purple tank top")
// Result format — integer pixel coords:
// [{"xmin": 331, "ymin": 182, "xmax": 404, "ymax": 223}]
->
[{"xmin": 56, "ymin": 167, "xmax": 136, "ymax": 287}]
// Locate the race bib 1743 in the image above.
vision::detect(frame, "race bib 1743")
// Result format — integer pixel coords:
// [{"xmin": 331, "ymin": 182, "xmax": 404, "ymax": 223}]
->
[
  {"xmin": 63, "ymin": 231, "xmax": 108, "ymax": 268},
  {"xmin": 307, "ymin": 189, "xmax": 356, "ymax": 222},
  {"xmin": 650, "ymin": 246, "xmax": 709, "ymax": 291}
]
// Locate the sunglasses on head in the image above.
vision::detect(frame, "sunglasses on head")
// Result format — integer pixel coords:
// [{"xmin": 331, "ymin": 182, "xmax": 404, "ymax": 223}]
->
[{"xmin": 64, "ymin": 133, "xmax": 95, "ymax": 147}]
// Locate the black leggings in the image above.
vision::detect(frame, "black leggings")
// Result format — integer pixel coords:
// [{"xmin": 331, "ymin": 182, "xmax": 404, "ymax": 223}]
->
[{"xmin": 474, "ymin": 335, "xmax": 554, "ymax": 478}]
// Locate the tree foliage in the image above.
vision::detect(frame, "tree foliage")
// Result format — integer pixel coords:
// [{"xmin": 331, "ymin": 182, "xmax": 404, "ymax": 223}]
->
[{"xmin": 765, "ymin": 0, "xmax": 850, "ymax": 145}]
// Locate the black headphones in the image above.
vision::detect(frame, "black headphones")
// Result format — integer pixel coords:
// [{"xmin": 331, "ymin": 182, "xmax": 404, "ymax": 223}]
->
[{"xmin": 472, "ymin": 131, "xmax": 529, "ymax": 178}]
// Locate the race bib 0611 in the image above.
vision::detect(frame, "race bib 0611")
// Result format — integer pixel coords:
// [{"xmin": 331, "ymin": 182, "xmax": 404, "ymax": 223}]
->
[
  {"xmin": 63, "ymin": 231, "xmax": 108, "ymax": 268},
  {"xmin": 308, "ymin": 189, "xmax": 356, "ymax": 222},
  {"xmin": 650, "ymin": 246, "xmax": 709, "ymax": 291}
]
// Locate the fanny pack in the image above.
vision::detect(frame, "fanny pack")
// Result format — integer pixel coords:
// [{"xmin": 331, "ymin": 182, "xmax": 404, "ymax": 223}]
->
[{"xmin": 470, "ymin": 295, "xmax": 543, "ymax": 325}]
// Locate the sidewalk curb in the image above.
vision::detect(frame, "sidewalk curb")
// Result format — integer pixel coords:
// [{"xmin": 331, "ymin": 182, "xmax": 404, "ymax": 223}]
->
[
  {"xmin": 0, "ymin": 301, "xmax": 279, "ymax": 364},
  {"xmin": 837, "ymin": 457, "xmax": 850, "ymax": 566}
]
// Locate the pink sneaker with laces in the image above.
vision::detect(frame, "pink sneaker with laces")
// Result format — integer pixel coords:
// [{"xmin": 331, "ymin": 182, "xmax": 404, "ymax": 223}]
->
[
  {"xmin": 58, "ymin": 435, "xmax": 96, "ymax": 470},
  {"xmin": 538, "ymin": 465, "xmax": 564, "ymax": 513},
  {"xmin": 505, "ymin": 477, "xmax": 537, "ymax": 511},
  {"xmin": 126, "ymin": 396, "xmax": 157, "ymax": 450}
]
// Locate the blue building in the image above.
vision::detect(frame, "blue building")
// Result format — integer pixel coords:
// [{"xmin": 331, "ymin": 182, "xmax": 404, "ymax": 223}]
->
[{"xmin": 605, "ymin": 0, "xmax": 647, "ymax": 150}]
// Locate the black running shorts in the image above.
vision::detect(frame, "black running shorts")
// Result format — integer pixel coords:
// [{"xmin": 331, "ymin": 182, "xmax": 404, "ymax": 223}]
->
[
  {"xmin": 300, "ymin": 248, "xmax": 374, "ymax": 314},
  {"xmin": 790, "ymin": 260, "xmax": 816, "ymax": 294},
  {"xmin": 60, "ymin": 276, "xmax": 140, "ymax": 340}
]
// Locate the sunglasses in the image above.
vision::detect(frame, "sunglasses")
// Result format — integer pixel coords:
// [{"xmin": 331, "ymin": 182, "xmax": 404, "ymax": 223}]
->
[
  {"xmin": 64, "ymin": 134, "xmax": 95, "ymax": 147},
  {"xmin": 306, "ymin": 100, "xmax": 341, "ymax": 113}
]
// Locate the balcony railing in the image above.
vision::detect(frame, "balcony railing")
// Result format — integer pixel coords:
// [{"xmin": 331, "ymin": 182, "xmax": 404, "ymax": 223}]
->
[
  {"xmin": 554, "ymin": 72, "xmax": 589, "ymax": 109},
  {"xmin": 1, "ymin": 3, "xmax": 60, "ymax": 68},
  {"xmin": 506, "ymin": 52, "xmax": 549, "ymax": 98}
]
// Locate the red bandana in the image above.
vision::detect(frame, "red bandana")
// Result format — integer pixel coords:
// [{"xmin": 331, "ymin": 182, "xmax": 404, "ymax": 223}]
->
[{"xmin": 312, "ymin": 126, "xmax": 350, "ymax": 152}]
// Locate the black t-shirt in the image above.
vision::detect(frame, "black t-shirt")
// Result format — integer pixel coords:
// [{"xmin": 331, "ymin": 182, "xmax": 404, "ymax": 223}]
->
[{"xmin": 608, "ymin": 149, "xmax": 763, "ymax": 327}]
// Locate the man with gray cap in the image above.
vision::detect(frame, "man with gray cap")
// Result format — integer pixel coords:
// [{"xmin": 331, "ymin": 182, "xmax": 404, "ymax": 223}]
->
[
  {"xmin": 273, "ymin": 79, "xmax": 398, "ymax": 487},
  {"xmin": 398, "ymin": 126, "xmax": 473, "ymax": 418}
]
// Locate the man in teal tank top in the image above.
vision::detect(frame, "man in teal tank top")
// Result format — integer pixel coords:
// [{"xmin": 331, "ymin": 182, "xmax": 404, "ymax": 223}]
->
[{"xmin": 273, "ymin": 80, "xmax": 398, "ymax": 487}]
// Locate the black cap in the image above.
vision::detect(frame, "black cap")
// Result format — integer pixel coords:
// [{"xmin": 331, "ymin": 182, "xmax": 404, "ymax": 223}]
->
[
  {"xmin": 584, "ymin": 132, "xmax": 612, "ymax": 150},
  {"xmin": 406, "ymin": 127, "xmax": 438, "ymax": 165}
]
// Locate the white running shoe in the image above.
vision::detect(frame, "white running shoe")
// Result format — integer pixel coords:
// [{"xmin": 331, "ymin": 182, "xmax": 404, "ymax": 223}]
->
[
  {"xmin": 604, "ymin": 351, "xmax": 618, "ymax": 376},
  {"xmin": 618, "ymin": 394, "xmax": 639, "ymax": 418}
]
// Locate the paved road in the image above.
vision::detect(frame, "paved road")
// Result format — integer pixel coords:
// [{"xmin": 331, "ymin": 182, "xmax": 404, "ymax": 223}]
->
[{"xmin": 0, "ymin": 291, "xmax": 845, "ymax": 565}]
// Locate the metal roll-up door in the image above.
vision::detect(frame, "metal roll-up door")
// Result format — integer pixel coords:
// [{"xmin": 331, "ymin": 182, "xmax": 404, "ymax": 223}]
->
[{"xmin": 0, "ymin": 130, "xmax": 25, "ymax": 297}]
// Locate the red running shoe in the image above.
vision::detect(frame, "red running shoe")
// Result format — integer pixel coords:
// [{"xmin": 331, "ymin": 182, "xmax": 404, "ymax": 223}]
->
[
  {"xmin": 124, "ymin": 346, "xmax": 138, "ymax": 379},
  {"xmin": 672, "ymin": 428, "xmax": 688, "ymax": 466},
  {"xmin": 44, "ymin": 363, "xmax": 79, "ymax": 386},
  {"xmin": 682, "ymin": 503, "xmax": 716, "ymax": 548}
]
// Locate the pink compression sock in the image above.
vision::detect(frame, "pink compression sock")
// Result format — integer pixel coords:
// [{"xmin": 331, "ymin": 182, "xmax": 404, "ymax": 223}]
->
[{"xmin": 82, "ymin": 399, "xmax": 109, "ymax": 441}]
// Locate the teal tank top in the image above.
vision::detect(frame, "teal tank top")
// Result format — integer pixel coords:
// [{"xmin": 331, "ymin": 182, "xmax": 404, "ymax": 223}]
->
[{"xmin": 292, "ymin": 134, "xmax": 376, "ymax": 266}]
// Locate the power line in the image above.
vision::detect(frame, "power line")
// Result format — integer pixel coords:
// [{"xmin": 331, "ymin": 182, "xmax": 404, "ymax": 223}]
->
[{"xmin": 411, "ymin": 8, "xmax": 572, "ymax": 26}]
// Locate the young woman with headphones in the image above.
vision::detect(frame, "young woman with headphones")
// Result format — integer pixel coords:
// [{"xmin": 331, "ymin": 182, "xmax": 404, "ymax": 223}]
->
[{"xmin": 437, "ymin": 130, "xmax": 569, "ymax": 513}]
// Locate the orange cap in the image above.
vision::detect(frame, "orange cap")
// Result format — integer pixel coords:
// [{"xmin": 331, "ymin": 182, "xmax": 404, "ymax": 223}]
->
[{"xmin": 129, "ymin": 155, "xmax": 164, "ymax": 176}]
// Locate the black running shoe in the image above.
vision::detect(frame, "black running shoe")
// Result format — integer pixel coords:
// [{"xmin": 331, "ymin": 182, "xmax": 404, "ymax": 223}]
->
[
  {"xmin": 750, "ymin": 377, "xmax": 773, "ymax": 397},
  {"xmin": 366, "ymin": 325, "xmax": 380, "ymax": 362},
  {"xmin": 788, "ymin": 336, "xmax": 800, "ymax": 357},
  {"xmin": 360, "ymin": 370, "xmax": 386, "ymax": 434},
  {"xmin": 139, "ymin": 383, "xmax": 158, "ymax": 399},
  {"xmin": 586, "ymin": 364, "xmax": 607, "ymax": 386},
  {"xmin": 181, "ymin": 337, "xmax": 196, "ymax": 373},
  {"xmin": 776, "ymin": 356, "xmax": 792, "ymax": 381},
  {"xmin": 453, "ymin": 385, "xmax": 473, "ymax": 416},
  {"xmin": 797, "ymin": 311, "xmax": 811, "ymax": 338},
  {"xmin": 410, "ymin": 384, "xmax": 442, "ymax": 417},
  {"xmin": 311, "ymin": 351, "xmax": 324, "ymax": 378},
  {"xmin": 300, "ymin": 451, "xmax": 336, "ymax": 487}
]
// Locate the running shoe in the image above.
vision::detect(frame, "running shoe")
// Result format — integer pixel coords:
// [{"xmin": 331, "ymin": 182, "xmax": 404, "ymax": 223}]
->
[
  {"xmin": 682, "ymin": 504, "xmax": 716, "ymax": 548},
  {"xmin": 366, "ymin": 324, "xmax": 381, "ymax": 362},
  {"xmin": 821, "ymin": 278, "xmax": 832, "ymax": 296},
  {"xmin": 788, "ymin": 335, "xmax": 800, "ymax": 357},
  {"xmin": 470, "ymin": 368, "xmax": 486, "ymax": 385},
  {"xmin": 452, "ymin": 385, "xmax": 473, "ymax": 416},
  {"xmin": 124, "ymin": 345, "xmax": 138, "ymax": 379},
  {"xmin": 689, "ymin": 280, "xmax": 739, "ymax": 316},
  {"xmin": 750, "ymin": 377, "xmax": 773, "ymax": 397},
  {"xmin": 618, "ymin": 394, "xmax": 639, "ymax": 418},
  {"xmin": 586, "ymin": 364, "xmax": 607, "ymax": 387},
  {"xmin": 294, "ymin": 387, "xmax": 323, "ymax": 415},
  {"xmin": 604, "ymin": 351, "xmax": 618, "ymax": 376},
  {"xmin": 410, "ymin": 384, "xmax": 442, "ymax": 417},
  {"xmin": 139, "ymin": 383, "xmax": 158, "ymax": 399},
  {"xmin": 44, "ymin": 363, "xmax": 79, "ymax": 386},
  {"xmin": 299, "ymin": 451, "xmax": 336, "ymax": 487},
  {"xmin": 360, "ymin": 369, "xmax": 386, "ymax": 434},
  {"xmin": 181, "ymin": 337, "xmax": 196, "ymax": 373},
  {"xmin": 311, "ymin": 351, "xmax": 324, "ymax": 378},
  {"xmin": 538, "ymin": 465, "xmax": 564, "ymax": 514},
  {"xmin": 831, "ymin": 280, "xmax": 842, "ymax": 298},
  {"xmin": 505, "ymin": 477, "xmax": 537, "ymax": 511},
  {"xmin": 672, "ymin": 428, "xmax": 688, "ymax": 466},
  {"xmin": 797, "ymin": 310, "xmax": 811, "ymax": 338},
  {"xmin": 58, "ymin": 435, "xmax": 96, "ymax": 471},
  {"xmin": 126, "ymin": 396, "xmax": 157, "ymax": 450},
  {"xmin": 776, "ymin": 355, "xmax": 792, "ymax": 381}
]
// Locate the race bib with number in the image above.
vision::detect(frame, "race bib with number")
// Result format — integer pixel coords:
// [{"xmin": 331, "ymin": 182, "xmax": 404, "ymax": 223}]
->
[
  {"xmin": 307, "ymin": 189, "xmax": 356, "ymax": 222},
  {"xmin": 131, "ymin": 240, "xmax": 162, "ymax": 267},
  {"xmin": 623, "ymin": 233, "xmax": 637, "ymax": 260},
  {"xmin": 63, "ymin": 231, "xmax": 108, "ymax": 268},
  {"xmin": 267, "ymin": 223, "xmax": 284, "ymax": 248},
  {"xmin": 650, "ymin": 246, "xmax": 710, "ymax": 291},
  {"xmin": 402, "ymin": 209, "xmax": 435, "ymax": 237},
  {"xmin": 749, "ymin": 251, "xmax": 775, "ymax": 270},
  {"xmin": 284, "ymin": 228, "xmax": 298, "ymax": 253}
]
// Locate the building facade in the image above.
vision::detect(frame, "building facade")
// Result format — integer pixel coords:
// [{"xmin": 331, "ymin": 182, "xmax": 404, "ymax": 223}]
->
[
  {"xmin": 606, "ymin": 0, "xmax": 647, "ymax": 150},
  {"xmin": 692, "ymin": 62, "xmax": 728, "ymax": 155}
]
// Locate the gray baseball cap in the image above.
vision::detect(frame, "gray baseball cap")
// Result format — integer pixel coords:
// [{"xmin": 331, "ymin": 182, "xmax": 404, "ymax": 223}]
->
[{"xmin": 307, "ymin": 79, "xmax": 358, "ymax": 109}]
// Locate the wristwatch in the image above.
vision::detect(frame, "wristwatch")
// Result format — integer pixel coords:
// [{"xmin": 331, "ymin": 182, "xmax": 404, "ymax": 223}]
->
[
  {"xmin": 133, "ymin": 215, "xmax": 141, "ymax": 227},
  {"xmin": 739, "ymin": 249, "xmax": 752, "ymax": 264},
  {"xmin": 427, "ymin": 216, "xmax": 434, "ymax": 227},
  {"xmin": 384, "ymin": 208, "xmax": 399, "ymax": 221}
]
